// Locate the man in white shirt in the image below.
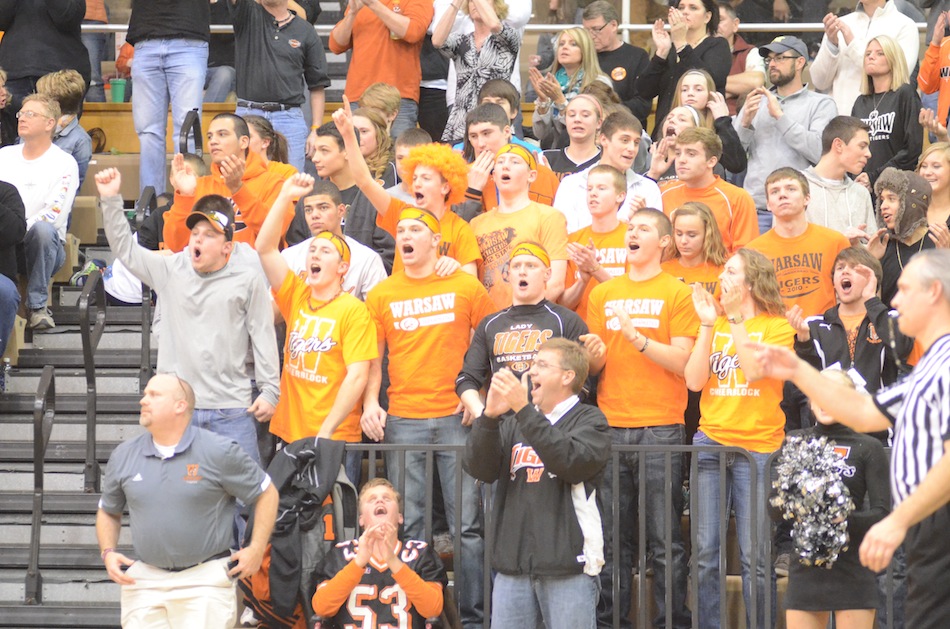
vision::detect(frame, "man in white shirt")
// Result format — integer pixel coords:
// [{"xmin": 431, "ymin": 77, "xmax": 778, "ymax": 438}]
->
[
  {"xmin": 280, "ymin": 179, "xmax": 387, "ymax": 301},
  {"xmin": 0, "ymin": 94, "xmax": 78, "ymax": 330}
]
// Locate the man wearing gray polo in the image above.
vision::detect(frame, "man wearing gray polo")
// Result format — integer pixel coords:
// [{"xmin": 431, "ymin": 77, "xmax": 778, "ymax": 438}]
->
[{"xmin": 96, "ymin": 373, "xmax": 278, "ymax": 628}]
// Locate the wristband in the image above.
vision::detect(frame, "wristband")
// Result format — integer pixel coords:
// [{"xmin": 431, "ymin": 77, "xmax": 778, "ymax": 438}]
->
[
  {"xmin": 101, "ymin": 548, "xmax": 116, "ymax": 561},
  {"xmin": 639, "ymin": 336, "xmax": 650, "ymax": 353},
  {"xmin": 727, "ymin": 314, "xmax": 744, "ymax": 324},
  {"xmin": 700, "ymin": 323, "xmax": 714, "ymax": 328}
]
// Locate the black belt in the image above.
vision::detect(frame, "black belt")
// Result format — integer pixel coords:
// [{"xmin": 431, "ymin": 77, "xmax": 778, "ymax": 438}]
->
[
  {"xmin": 237, "ymin": 99, "xmax": 296, "ymax": 112},
  {"xmin": 160, "ymin": 549, "xmax": 231, "ymax": 572}
]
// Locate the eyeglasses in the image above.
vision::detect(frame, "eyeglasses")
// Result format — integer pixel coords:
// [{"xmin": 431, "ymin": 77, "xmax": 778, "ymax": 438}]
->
[
  {"xmin": 765, "ymin": 54, "xmax": 800, "ymax": 65},
  {"xmin": 584, "ymin": 22, "xmax": 611, "ymax": 36},
  {"xmin": 532, "ymin": 359, "xmax": 567, "ymax": 371},
  {"xmin": 16, "ymin": 110, "xmax": 50, "ymax": 120}
]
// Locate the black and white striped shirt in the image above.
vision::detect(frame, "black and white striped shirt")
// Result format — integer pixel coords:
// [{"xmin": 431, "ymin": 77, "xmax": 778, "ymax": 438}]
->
[{"xmin": 875, "ymin": 334, "xmax": 950, "ymax": 504}]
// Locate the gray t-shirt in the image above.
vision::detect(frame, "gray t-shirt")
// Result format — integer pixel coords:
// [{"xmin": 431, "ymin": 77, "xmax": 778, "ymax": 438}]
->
[{"xmin": 99, "ymin": 424, "xmax": 269, "ymax": 569}]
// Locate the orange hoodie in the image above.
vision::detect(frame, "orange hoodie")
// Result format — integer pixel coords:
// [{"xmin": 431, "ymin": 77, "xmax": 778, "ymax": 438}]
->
[{"xmin": 163, "ymin": 150, "xmax": 293, "ymax": 252}]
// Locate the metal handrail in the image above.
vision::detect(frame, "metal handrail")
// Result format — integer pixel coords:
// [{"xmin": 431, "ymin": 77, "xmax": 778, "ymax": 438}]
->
[
  {"xmin": 24, "ymin": 366, "xmax": 56, "ymax": 605},
  {"xmin": 79, "ymin": 269, "xmax": 107, "ymax": 493},
  {"xmin": 180, "ymin": 108, "xmax": 203, "ymax": 157},
  {"xmin": 133, "ymin": 188, "xmax": 157, "ymax": 392}
]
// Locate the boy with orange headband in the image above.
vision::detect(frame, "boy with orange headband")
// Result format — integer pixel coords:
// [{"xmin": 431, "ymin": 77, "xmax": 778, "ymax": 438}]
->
[
  {"xmin": 332, "ymin": 99, "xmax": 482, "ymax": 276},
  {"xmin": 256, "ymin": 174, "xmax": 378, "ymax": 481},
  {"xmin": 471, "ymin": 143, "xmax": 569, "ymax": 309},
  {"xmin": 363, "ymin": 205, "xmax": 494, "ymax": 629}
]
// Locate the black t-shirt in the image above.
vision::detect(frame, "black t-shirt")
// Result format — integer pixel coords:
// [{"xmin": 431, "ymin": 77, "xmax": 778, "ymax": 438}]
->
[
  {"xmin": 230, "ymin": 0, "xmax": 330, "ymax": 105},
  {"xmin": 597, "ymin": 43, "xmax": 651, "ymax": 126},
  {"xmin": 542, "ymin": 148, "xmax": 601, "ymax": 178},
  {"xmin": 209, "ymin": 0, "xmax": 236, "ymax": 68},
  {"xmin": 128, "ymin": 0, "xmax": 210, "ymax": 44}
]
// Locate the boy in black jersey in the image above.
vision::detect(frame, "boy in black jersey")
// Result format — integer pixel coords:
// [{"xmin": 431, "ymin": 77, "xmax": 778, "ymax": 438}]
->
[{"xmin": 311, "ymin": 478, "xmax": 447, "ymax": 628}]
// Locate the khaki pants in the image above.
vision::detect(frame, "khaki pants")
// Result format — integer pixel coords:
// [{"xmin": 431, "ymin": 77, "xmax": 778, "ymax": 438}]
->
[{"xmin": 121, "ymin": 558, "xmax": 236, "ymax": 628}]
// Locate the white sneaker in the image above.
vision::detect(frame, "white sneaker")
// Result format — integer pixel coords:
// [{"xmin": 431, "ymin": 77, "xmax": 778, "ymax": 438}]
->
[{"xmin": 28, "ymin": 307, "xmax": 54, "ymax": 331}]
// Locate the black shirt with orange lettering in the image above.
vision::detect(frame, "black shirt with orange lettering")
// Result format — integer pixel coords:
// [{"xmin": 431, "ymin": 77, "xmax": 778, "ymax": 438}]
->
[{"xmin": 455, "ymin": 299, "xmax": 588, "ymax": 398}]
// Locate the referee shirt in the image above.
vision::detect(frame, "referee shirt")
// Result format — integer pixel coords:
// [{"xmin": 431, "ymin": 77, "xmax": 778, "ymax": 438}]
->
[
  {"xmin": 99, "ymin": 424, "xmax": 270, "ymax": 569},
  {"xmin": 874, "ymin": 334, "xmax": 950, "ymax": 504}
]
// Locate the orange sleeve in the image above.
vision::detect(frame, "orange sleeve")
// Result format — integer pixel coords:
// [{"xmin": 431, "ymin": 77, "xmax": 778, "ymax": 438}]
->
[
  {"xmin": 730, "ymin": 188, "xmax": 759, "ymax": 253},
  {"xmin": 231, "ymin": 176, "xmax": 292, "ymax": 247},
  {"xmin": 470, "ymin": 281, "xmax": 496, "ymax": 328},
  {"xmin": 377, "ymin": 197, "xmax": 407, "ymax": 236},
  {"xmin": 392, "ymin": 564, "xmax": 444, "ymax": 619},
  {"xmin": 312, "ymin": 560, "xmax": 364, "ymax": 618},
  {"xmin": 918, "ymin": 42, "xmax": 941, "ymax": 95},
  {"xmin": 531, "ymin": 167, "xmax": 560, "ymax": 207},
  {"xmin": 328, "ymin": 9, "xmax": 353, "ymax": 54},
  {"xmin": 116, "ymin": 43, "xmax": 133, "ymax": 77},
  {"xmin": 163, "ymin": 191, "xmax": 198, "ymax": 253},
  {"xmin": 399, "ymin": 0, "xmax": 434, "ymax": 45},
  {"xmin": 452, "ymin": 219, "xmax": 483, "ymax": 265},
  {"xmin": 539, "ymin": 209, "xmax": 569, "ymax": 260}
]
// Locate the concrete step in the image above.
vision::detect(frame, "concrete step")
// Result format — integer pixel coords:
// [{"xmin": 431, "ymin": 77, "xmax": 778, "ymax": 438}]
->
[
  {"xmin": 0, "ymin": 546, "xmax": 133, "ymax": 570},
  {"xmin": 0, "ymin": 395, "xmax": 142, "ymax": 415},
  {"xmin": 0, "ymin": 419, "xmax": 142, "ymax": 443},
  {"xmin": 0, "ymin": 463, "xmax": 98, "ymax": 492},
  {"xmin": 28, "ymin": 329, "xmax": 147, "ymax": 351},
  {"xmin": 0, "ymin": 440, "xmax": 120, "ymax": 464},
  {"xmin": 0, "ymin": 569, "xmax": 119, "ymax": 604},
  {"xmin": 0, "ymin": 517, "xmax": 131, "ymax": 546},
  {"xmin": 5, "ymin": 370, "xmax": 142, "ymax": 395},
  {"xmin": 0, "ymin": 601, "xmax": 120, "ymax": 628},
  {"xmin": 0, "ymin": 492, "xmax": 104, "ymax": 515}
]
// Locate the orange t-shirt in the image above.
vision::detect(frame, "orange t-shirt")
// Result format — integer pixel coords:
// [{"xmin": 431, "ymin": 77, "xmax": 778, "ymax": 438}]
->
[
  {"xmin": 659, "ymin": 177, "xmax": 759, "ymax": 253},
  {"xmin": 587, "ymin": 272, "xmax": 699, "ymax": 428},
  {"xmin": 475, "ymin": 163, "xmax": 561, "ymax": 212},
  {"xmin": 380, "ymin": 197, "xmax": 482, "ymax": 273},
  {"xmin": 271, "ymin": 272, "xmax": 379, "ymax": 443},
  {"xmin": 163, "ymin": 151, "xmax": 293, "ymax": 252},
  {"xmin": 698, "ymin": 315, "xmax": 796, "ymax": 452},
  {"xmin": 366, "ymin": 270, "xmax": 495, "ymax": 418},
  {"xmin": 747, "ymin": 223, "xmax": 849, "ymax": 317},
  {"xmin": 661, "ymin": 259, "xmax": 723, "ymax": 300},
  {"xmin": 471, "ymin": 201, "xmax": 569, "ymax": 309},
  {"xmin": 566, "ymin": 223, "xmax": 628, "ymax": 322}
]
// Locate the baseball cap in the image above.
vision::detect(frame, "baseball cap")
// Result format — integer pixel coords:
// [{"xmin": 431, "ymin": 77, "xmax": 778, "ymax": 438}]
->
[
  {"xmin": 398, "ymin": 207, "xmax": 441, "ymax": 234},
  {"xmin": 185, "ymin": 202, "xmax": 235, "ymax": 240},
  {"xmin": 495, "ymin": 143, "xmax": 537, "ymax": 171},
  {"xmin": 510, "ymin": 241, "xmax": 551, "ymax": 267},
  {"xmin": 759, "ymin": 35, "xmax": 808, "ymax": 59}
]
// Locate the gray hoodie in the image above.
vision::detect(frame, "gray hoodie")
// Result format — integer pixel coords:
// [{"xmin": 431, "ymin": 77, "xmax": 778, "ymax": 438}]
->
[
  {"xmin": 802, "ymin": 166, "xmax": 875, "ymax": 235},
  {"xmin": 102, "ymin": 195, "xmax": 280, "ymax": 410}
]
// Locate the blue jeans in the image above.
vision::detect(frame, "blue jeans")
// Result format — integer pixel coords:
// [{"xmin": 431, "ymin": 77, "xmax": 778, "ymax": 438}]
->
[
  {"xmin": 192, "ymin": 407, "xmax": 262, "ymax": 466},
  {"xmin": 598, "ymin": 425, "xmax": 690, "ymax": 629},
  {"xmin": 493, "ymin": 572, "xmax": 599, "ymax": 629},
  {"xmin": 755, "ymin": 209, "xmax": 772, "ymax": 235},
  {"xmin": 132, "ymin": 38, "xmax": 208, "ymax": 194},
  {"xmin": 203, "ymin": 66, "xmax": 235, "ymax": 104},
  {"xmin": 390, "ymin": 98, "xmax": 419, "ymax": 138},
  {"xmin": 0, "ymin": 274, "xmax": 19, "ymax": 356},
  {"xmin": 24, "ymin": 222, "xmax": 65, "ymax": 310},
  {"xmin": 384, "ymin": 413, "xmax": 483, "ymax": 629},
  {"xmin": 235, "ymin": 105, "xmax": 307, "ymax": 172},
  {"xmin": 82, "ymin": 21, "xmax": 108, "ymax": 103},
  {"xmin": 693, "ymin": 431, "xmax": 774, "ymax": 629}
]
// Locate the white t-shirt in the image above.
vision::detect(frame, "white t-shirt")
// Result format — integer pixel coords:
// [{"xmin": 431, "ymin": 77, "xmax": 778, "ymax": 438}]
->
[
  {"xmin": 0, "ymin": 143, "xmax": 79, "ymax": 241},
  {"xmin": 553, "ymin": 164, "xmax": 663, "ymax": 233},
  {"xmin": 280, "ymin": 234, "xmax": 387, "ymax": 301}
]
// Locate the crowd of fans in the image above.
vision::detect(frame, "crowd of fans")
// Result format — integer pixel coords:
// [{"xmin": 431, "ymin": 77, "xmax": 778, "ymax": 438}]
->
[{"xmin": 2, "ymin": 0, "xmax": 950, "ymax": 628}]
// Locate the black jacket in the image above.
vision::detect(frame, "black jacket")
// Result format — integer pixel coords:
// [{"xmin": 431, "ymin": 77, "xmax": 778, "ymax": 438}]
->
[
  {"xmin": 464, "ymin": 400, "xmax": 610, "ymax": 576},
  {"xmin": 0, "ymin": 181, "xmax": 25, "ymax": 282},
  {"xmin": 795, "ymin": 296, "xmax": 914, "ymax": 393}
]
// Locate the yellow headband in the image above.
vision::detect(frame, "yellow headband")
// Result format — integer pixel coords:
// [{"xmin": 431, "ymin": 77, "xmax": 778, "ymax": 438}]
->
[
  {"xmin": 398, "ymin": 207, "xmax": 441, "ymax": 234},
  {"xmin": 313, "ymin": 231, "xmax": 351, "ymax": 263},
  {"xmin": 495, "ymin": 143, "xmax": 537, "ymax": 171},
  {"xmin": 510, "ymin": 241, "xmax": 550, "ymax": 267}
]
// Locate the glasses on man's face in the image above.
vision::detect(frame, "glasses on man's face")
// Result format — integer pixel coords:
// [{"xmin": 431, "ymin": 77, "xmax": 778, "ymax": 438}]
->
[
  {"xmin": 532, "ymin": 359, "xmax": 567, "ymax": 372},
  {"xmin": 16, "ymin": 110, "xmax": 49, "ymax": 120},
  {"xmin": 765, "ymin": 54, "xmax": 799, "ymax": 65},
  {"xmin": 584, "ymin": 22, "xmax": 610, "ymax": 37}
]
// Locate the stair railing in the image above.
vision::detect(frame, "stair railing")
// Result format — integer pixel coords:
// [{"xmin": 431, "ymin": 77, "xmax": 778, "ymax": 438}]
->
[
  {"xmin": 179, "ymin": 108, "xmax": 203, "ymax": 157},
  {"xmin": 134, "ymin": 188, "xmax": 157, "ymax": 392},
  {"xmin": 25, "ymin": 365, "xmax": 56, "ymax": 605},
  {"xmin": 79, "ymin": 269, "xmax": 107, "ymax": 493}
]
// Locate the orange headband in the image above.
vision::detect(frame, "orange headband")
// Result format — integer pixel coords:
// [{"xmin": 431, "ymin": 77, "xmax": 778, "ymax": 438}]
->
[
  {"xmin": 510, "ymin": 241, "xmax": 550, "ymax": 267},
  {"xmin": 398, "ymin": 207, "xmax": 441, "ymax": 234},
  {"xmin": 313, "ymin": 231, "xmax": 351, "ymax": 263},
  {"xmin": 495, "ymin": 143, "xmax": 537, "ymax": 171}
]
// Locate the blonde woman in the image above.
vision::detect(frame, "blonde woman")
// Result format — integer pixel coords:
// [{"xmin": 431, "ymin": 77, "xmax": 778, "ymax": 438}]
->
[
  {"xmin": 668, "ymin": 68, "xmax": 746, "ymax": 174},
  {"xmin": 432, "ymin": 0, "xmax": 519, "ymax": 145},
  {"xmin": 351, "ymin": 107, "xmax": 396, "ymax": 187},
  {"xmin": 917, "ymin": 142, "xmax": 950, "ymax": 232},
  {"xmin": 529, "ymin": 27, "xmax": 610, "ymax": 149},
  {"xmin": 851, "ymin": 35, "xmax": 922, "ymax": 188}
]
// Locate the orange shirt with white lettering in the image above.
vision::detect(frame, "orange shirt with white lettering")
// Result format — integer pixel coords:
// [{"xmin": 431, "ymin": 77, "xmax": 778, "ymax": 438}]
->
[
  {"xmin": 471, "ymin": 201, "xmax": 569, "ymax": 309},
  {"xmin": 380, "ymin": 197, "xmax": 482, "ymax": 274},
  {"xmin": 566, "ymin": 223, "xmax": 628, "ymax": 322},
  {"xmin": 587, "ymin": 272, "xmax": 699, "ymax": 427},
  {"xmin": 366, "ymin": 270, "xmax": 495, "ymax": 418},
  {"xmin": 698, "ymin": 315, "xmax": 796, "ymax": 452},
  {"xmin": 746, "ymin": 223, "xmax": 849, "ymax": 317},
  {"xmin": 661, "ymin": 258, "xmax": 723, "ymax": 300},
  {"xmin": 271, "ymin": 271, "xmax": 379, "ymax": 443}
]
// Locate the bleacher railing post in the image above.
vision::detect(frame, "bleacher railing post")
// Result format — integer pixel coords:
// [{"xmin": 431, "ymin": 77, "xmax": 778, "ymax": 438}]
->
[
  {"xmin": 25, "ymin": 365, "xmax": 55, "ymax": 605},
  {"xmin": 79, "ymin": 270, "xmax": 107, "ymax": 493}
]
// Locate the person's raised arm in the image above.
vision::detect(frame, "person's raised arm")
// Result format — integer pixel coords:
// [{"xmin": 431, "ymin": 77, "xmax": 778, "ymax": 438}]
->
[
  {"xmin": 684, "ymin": 284, "xmax": 716, "ymax": 391},
  {"xmin": 362, "ymin": 0, "xmax": 411, "ymax": 39},
  {"xmin": 330, "ymin": 0, "xmax": 362, "ymax": 51},
  {"xmin": 332, "ymin": 97, "xmax": 393, "ymax": 214},
  {"xmin": 257, "ymin": 174, "xmax": 316, "ymax": 290},
  {"xmin": 431, "ymin": 0, "xmax": 460, "ymax": 48},
  {"xmin": 469, "ymin": 0, "xmax": 501, "ymax": 32}
]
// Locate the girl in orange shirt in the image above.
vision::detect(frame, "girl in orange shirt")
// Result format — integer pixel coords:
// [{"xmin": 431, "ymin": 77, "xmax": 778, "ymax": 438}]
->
[{"xmin": 684, "ymin": 248, "xmax": 795, "ymax": 629}]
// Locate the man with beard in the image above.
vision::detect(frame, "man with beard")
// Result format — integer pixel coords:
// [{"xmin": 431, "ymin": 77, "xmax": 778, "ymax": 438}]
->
[{"xmin": 734, "ymin": 35, "xmax": 836, "ymax": 234}]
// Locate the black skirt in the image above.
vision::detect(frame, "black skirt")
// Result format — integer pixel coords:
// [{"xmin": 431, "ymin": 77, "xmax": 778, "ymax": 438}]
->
[{"xmin": 783, "ymin": 538, "xmax": 879, "ymax": 611}]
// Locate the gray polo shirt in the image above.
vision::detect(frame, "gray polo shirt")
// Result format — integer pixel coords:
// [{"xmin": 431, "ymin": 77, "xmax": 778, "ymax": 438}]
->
[{"xmin": 99, "ymin": 424, "xmax": 269, "ymax": 569}]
